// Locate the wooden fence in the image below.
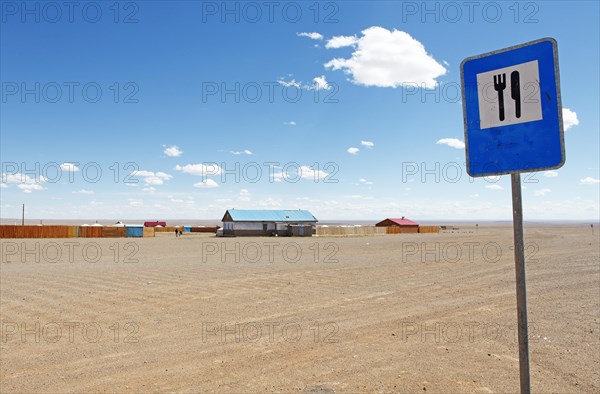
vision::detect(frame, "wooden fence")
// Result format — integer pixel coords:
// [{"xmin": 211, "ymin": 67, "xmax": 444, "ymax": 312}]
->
[
  {"xmin": 418, "ymin": 226, "xmax": 441, "ymax": 234},
  {"xmin": 78, "ymin": 227, "xmax": 105, "ymax": 238},
  {"xmin": 0, "ymin": 225, "xmax": 156, "ymax": 238},
  {"xmin": 315, "ymin": 225, "xmax": 440, "ymax": 237},
  {"xmin": 0, "ymin": 225, "xmax": 74, "ymax": 238},
  {"xmin": 153, "ymin": 226, "xmax": 218, "ymax": 234},
  {"xmin": 385, "ymin": 226, "xmax": 440, "ymax": 234},
  {"xmin": 316, "ymin": 226, "xmax": 387, "ymax": 236},
  {"xmin": 386, "ymin": 226, "xmax": 419, "ymax": 234},
  {"xmin": 153, "ymin": 227, "xmax": 178, "ymax": 233},
  {"xmin": 1, "ymin": 225, "xmax": 442, "ymax": 238},
  {"xmin": 190, "ymin": 227, "xmax": 219, "ymax": 233}
]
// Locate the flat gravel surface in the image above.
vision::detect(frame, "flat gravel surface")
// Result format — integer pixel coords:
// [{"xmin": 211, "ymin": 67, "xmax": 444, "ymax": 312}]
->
[{"xmin": 1, "ymin": 224, "xmax": 598, "ymax": 392}]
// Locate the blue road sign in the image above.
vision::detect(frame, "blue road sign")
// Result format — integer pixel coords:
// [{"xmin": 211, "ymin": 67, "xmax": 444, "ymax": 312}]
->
[{"xmin": 461, "ymin": 38, "xmax": 564, "ymax": 177}]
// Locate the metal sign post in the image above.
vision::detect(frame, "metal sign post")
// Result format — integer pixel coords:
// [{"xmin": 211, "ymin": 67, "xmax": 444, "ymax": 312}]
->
[
  {"xmin": 461, "ymin": 38, "xmax": 564, "ymax": 393},
  {"xmin": 511, "ymin": 172, "xmax": 530, "ymax": 393}
]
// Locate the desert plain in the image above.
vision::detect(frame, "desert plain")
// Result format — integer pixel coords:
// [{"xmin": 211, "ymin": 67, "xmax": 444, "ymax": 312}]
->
[{"xmin": 1, "ymin": 223, "xmax": 598, "ymax": 393}]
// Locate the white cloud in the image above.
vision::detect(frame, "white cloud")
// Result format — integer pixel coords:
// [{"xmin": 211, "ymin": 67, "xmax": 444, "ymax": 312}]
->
[
  {"xmin": 238, "ymin": 188, "xmax": 251, "ymax": 201},
  {"xmin": 128, "ymin": 199, "xmax": 143, "ymax": 207},
  {"xmin": 193, "ymin": 179, "xmax": 219, "ymax": 189},
  {"xmin": 297, "ymin": 32, "xmax": 323, "ymax": 41},
  {"xmin": 131, "ymin": 170, "xmax": 153, "ymax": 177},
  {"xmin": 73, "ymin": 189, "xmax": 94, "ymax": 195},
  {"xmin": 580, "ymin": 177, "xmax": 600, "ymax": 185},
  {"xmin": 324, "ymin": 26, "xmax": 446, "ymax": 88},
  {"xmin": 2, "ymin": 173, "xmax": 46, "ymax": 184},
  {"xmin": 347, "ymin": 147, "xmax": 359, "ymax": 155},
  {"xmin": 310, "ymin": 75, "xmax": 331, "ymax": 91},
  {"xmin": 17, "ymin": 184, "xmax": 45, "ymax": 193},
  {"xmin": 299, "ymin": 166, "xmax": 329, "ymax": 181},
  {"xmin": 485, "ymin": 185, "xmax": 504, "ymax": 191},
  {"xmin": 277, "ymin": 79, "xmax": 302, "ymax": 89},
  {"xmin": 345, "ymin": 194, "xmax": 369, "ymax": 200},
  {"xmin": 258, "ymin": 197, "xmax": 282, "ymax": 207},
  {"xmin": 274, "ymin": 169, "xmax": 296, "ymax": 183},
  {"xmin": 175, "ymin": 163, "xmax": 222, "ymax": 177},
  {"xmin": 270, "ymin": 165, "xmax": 331, "ymax": 182},
  {"xmin": 563, "ymin": 108, "xmax": 579, "ymax": 131},
  {"xmin": 360, "ymin": 140, "xmax": 374, "ymax": 148},
  {"xmin": 326, "ymin": 35, "xmax": 359, "ymax": 49},
  {"xmin": 283, "ymin": 121, "xmax": 297, "ymax": 126},
  {"xmin": 271, "ymin": 171, "xmax": 285, "ymax": 183},
  {"xmin": 142, "ymin": 187, "xmax": 156, "ymax": 193},
  {"xmin": 2, "ymin": 172, "xmax": 46, "ymax": 192},
  {"xmin": 485, "ymin": 175, "xmax": 501, "ymax": 183},
  {"xmin": 144, "ymin": 177, "xmax": 166, "ymax": 185},
  {"xmin": 164, "ymin": 145, "xmax": 183, "ymax": 157},
  {"xmin": 436, "ymin": 138, "xmax": 465, "ymax": 149},
  {"xmin": 230, "ymin": 150, "xmax": 253, "ymax": 155},
  {"xmin": 544, "ymin": 171, "xmax": 558, "ymax": 178},
  {"xmin": 279, "ymin": 76, "xmax": 331, "ymax": 91},
  {"xmin": 535, "ymin": 188, "xmax": 551, "ymax": 196},
  {"xmin": 132, "ymin": 170, "xmax": 173, "ymax": 185},
  {"xmin": 359, "ymin": 178, "xmax": 373, "ymax": 185},
  {"xmin": 60, "ymin": 162, "xmax": 80, "ymax": 172}
]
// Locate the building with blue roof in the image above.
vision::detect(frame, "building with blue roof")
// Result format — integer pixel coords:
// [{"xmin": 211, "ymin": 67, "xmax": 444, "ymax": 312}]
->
[{"xmin": 221, "ymin": 209, "xmax": 317, "ymax": 236}]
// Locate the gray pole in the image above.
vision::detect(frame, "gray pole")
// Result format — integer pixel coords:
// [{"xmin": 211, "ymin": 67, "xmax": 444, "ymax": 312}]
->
[{"xmin": 511, "ymin": 173, "xmax": 530, "ymax": 393}]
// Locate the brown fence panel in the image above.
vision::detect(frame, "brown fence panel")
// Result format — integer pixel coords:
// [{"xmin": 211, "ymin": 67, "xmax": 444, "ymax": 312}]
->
[
  {"xmin": 316, "ymin": 226, "xmax": 387, "ymax": 236},
  {"xmin": 0, "ymin": 225, "xmax": 71, "ymax": 238},
  {"xmin": 190, "ymin": 227, "xmax": 218, "ymax": 233},
  {"xmin": 43, "ymin": 226, "xmax": 70, "ymax": 238},
  {"xmin": 102, "ymin": 227, "xmax": 127, "ymax": 238},
  {"xmin": 153, "ymin": 227, "xmax": 178, "ymax": 233},
  {"xmin": 386, "ymin": 226, "xmax": 419, "ymax": 234},
  {"xmin": 0, "ymin": 226, "xmax": 17, "ymax": 238},
  {"xmin": 418, "ymin": 226, "xmax": 440, "ymax": 234},
  {"xmin": 79, "ymin": 227, "xmax": 103, "ymax": 238},
  {"xmin": 143, "ymin": 227, "xmax": 155, "ymax": 237}
]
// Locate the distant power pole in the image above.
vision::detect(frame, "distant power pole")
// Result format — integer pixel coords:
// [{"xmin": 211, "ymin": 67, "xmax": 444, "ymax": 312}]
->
[{"xmin": 22, "ymin": 204, "xmax": 24, "ymax": 226}]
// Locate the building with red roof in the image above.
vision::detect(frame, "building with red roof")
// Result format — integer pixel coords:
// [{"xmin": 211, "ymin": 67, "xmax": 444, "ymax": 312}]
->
[
  {"xmin": 144, "ymin": 221, "xmax": 167, "ymax": 227},
  {"xmin": 375, "ymin": 217, "xmax": 419, "ymax": 233}
]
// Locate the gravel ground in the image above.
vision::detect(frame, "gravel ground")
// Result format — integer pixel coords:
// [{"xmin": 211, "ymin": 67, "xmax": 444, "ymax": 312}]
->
[{"xmin": 1, "ymin": 224, "xmax": 598, "ymax": 393}]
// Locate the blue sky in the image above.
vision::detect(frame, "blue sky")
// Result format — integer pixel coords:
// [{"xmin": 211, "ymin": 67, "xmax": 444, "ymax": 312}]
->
[{"xmin": 1, "ymin": 1, "xmax": 598, "ymax": 221}]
